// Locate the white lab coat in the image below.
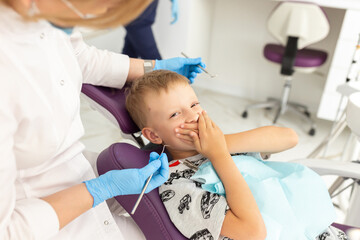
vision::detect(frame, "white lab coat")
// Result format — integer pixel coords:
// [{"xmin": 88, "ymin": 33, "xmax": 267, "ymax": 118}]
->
[{"xmin": 0, "ymin": 4, "xmax": 137, "ymax": 240}]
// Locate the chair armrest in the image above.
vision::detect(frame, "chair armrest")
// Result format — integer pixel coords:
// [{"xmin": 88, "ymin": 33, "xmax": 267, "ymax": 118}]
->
[{"xmin": 291, "ymin": 159, "xmax": 360, "ymax": 179}]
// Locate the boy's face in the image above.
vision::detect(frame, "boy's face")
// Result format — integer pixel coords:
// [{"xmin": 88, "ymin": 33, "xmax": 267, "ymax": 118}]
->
[{"xmin": 142, "ymin": 82, "xmax": 203, "ymax": 157}]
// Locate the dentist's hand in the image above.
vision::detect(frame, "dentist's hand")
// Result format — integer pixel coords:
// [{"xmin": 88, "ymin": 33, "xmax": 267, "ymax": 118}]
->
[
  {"xmin": 153, "ymin": 57, "xmax": 205, "ymax": 83},
  {"xmin": 170, "ymin": 0, "xmax": 179, "ymax": 24},
  {"xmin": 84, "ymin": 152, "xmax": 169, "ymax": 207}
]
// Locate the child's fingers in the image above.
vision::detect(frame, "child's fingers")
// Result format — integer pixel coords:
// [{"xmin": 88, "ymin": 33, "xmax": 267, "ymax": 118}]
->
[
  {"xmin": 202, "ymin": 111, "xmax": 212, "ymax": 129},
  {"xmin": 211, "ymin": 118, "xmax": 218, "ymax": 129},
  {"xmin": 180, "ymin": 123, "xmax": 198, "ymax": 131},
  {"xmin": 190, "ymin": 131, "xmax": 201, "ymax": 151},
  {"xmin": 175, "ymin": 128, "xmax": 198, "ymax": 136},
  {"xmin": 198, "ymin": 112, "xmax": 206, "ymax": 131},
  {"xmin": 176, "ymin": 133, "xmax": 194, "ymax": 142}
]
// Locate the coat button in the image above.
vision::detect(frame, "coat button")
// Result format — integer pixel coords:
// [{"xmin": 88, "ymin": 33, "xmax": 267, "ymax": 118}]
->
[
  {"xmin": 40, "ymin": 33, "xmax": 45, "ymax": 39},
  {"xmin": 104, "ymin": 220, "xmax": 109, "ymax": 225},
  {"xmin": 60, "ymin": 80, "xmax": 65, "ymax": 86}
]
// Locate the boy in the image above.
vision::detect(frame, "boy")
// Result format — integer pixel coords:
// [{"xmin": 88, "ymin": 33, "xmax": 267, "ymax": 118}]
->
[{"xmin": 126, "ymin": 70, "xmax": 344, "ymax": 240}]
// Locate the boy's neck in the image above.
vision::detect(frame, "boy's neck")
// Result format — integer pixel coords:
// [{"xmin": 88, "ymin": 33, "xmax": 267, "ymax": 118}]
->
[{"xmin": 168, "ymin": 149, "xmax": 199, "ymax": 160}]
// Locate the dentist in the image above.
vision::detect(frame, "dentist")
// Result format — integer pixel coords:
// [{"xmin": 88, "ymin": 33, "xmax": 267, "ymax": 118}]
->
[{"xmin": 0, "ymin": 0, "xmax": 205, "ymax": 239}]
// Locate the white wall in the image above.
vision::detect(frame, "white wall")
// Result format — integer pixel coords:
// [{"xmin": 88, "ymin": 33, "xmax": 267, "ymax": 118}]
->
[
  {"xmin": 83, "ymin": 0, "xmax": 346, "ymax": 114},
  {"xmin": 187, "ymin": 0, "xmax": 345, "ymax": 114}
]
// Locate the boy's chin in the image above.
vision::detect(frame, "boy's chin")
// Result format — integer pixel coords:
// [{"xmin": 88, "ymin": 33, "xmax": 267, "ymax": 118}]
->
[
  {"xmin": 169, "ymin": 142, "xmax": 196, "ymax": 152},
  {"xmin": 179, "ymin": 141, "xmax": 196, "ymax": 150}
]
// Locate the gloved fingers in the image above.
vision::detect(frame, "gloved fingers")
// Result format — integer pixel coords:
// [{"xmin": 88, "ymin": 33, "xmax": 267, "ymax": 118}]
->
[
  {"xmin": 140, "ymin": 159, "xmax": 161, "ymax": 179},
  {"xmin": 146, "ymin": 154, "xmax": 169, "ymax": 193},
  {"xmin": 171, "ymin": 0, "xmax": 179, "ymax": 24},
  {"xmin": 192, "ymin": 66, "xmax": 203, "ymax": 74},
  {"xmin": 158, "ymin": 153, "xmax": 169, "ymax": 178},
  {"xmin": 171, "ymin": 15, "xmax": 178, "ymax": 25},
  {"xmin": 188, "ymin": 72, "xmax": 197, "ymax": 83},
  {"xmin": 149, "ymin": 151, "xmax": 160, "ymax": 162},
  {"xmin": 149, "ymin": 151, "xmax": 161, "ymax": 175},
  {"xmin": 184, "ymin": 57, "xmax": 202, "ymax": 66},
  {"xmin": 171, "ymin": 11, "xmax": 178, "ymax": 24}
]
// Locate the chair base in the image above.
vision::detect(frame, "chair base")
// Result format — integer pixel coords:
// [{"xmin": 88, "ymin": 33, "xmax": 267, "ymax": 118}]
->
[{"xmin": 242, "ymin": 97, "xmax": 316, "ymax": 136}]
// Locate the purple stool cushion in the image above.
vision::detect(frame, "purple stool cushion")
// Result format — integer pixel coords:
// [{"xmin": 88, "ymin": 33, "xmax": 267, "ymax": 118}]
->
[
  {"xmin": 331, "ymin": 222, "xmax": 359, "ymax": 234},
  {"xmin": 264, "ymin": 43, "xmax": 328, "ymax": 68},
  {"xmin": 97, "ymin": 142, "xmax": 187, "ymax": 240},
  {"xmin": 81, "ymin": 84, "xmax": 139, "ymax": 134}
]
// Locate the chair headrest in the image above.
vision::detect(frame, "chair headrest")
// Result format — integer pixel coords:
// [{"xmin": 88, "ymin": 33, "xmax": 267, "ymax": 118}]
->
[
  {"xmin": 268, "ymin": 2, "xmax": 329, "ymax": 49},
  {"xmin": 81, "ymin": 84, "xmax": 140, "ymax": 134},
  {"xmin": 97, "ymin": 143, "xmax": 186, "ymax": 240}
]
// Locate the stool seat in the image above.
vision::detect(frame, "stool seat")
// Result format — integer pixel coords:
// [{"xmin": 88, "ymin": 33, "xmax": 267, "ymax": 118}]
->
[{"xmin": 264, "ymin": 44, "xmax": 328, "ymax": 68}]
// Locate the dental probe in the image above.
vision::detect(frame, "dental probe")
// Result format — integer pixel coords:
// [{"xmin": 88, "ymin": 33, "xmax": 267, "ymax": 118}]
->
[
  {"xmin": 181, "ymin": 52, "xmax": 218, "ymax": 78},
  {"xmin": 131, "ymin": 145, "xmax": 167, "ymax": 215}
]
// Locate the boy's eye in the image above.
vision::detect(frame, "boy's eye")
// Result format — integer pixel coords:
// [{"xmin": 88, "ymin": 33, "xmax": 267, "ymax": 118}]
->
[
  {"xmin": 191, "ymin": 102, "xmax": 200, "ymax": 108},
  {"xmin": 170, "ymin": 112, "xmax": 179, "ymax": 118}
]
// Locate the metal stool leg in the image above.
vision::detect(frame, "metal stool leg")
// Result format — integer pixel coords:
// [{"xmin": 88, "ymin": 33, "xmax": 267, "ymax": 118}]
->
[
  {"xmin": 242, "ymin": 100, "xmax": 278, "ymax": 118},
  {"xmin": 273, "ymin": 77, "xmax": 292, "ymax": 124}
]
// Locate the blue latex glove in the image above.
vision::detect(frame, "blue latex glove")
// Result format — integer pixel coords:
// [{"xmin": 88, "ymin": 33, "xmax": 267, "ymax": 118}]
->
[
  {"xmin": 85, "ymin": 152, "xmax": 169, "ymax": 207},
  {"xmin": 170, "ymin": 0, "xmax": 179, "ymax": 24},
  {"xmin": 154, "ymin": 57, "xmax": 206, "ymax": 83}
]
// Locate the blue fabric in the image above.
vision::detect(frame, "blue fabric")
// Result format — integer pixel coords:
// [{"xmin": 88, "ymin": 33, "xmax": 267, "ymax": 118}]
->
[
  {"xmin": 122, "ymin": 0, "xmax": 161, "ymax": 59},
  {"xmin": 191, "ymin": 155, "xmax": 336, "ymax": 240},
  {"xmin": 170, "ymin": 0, "xmax": 179, "ymax": 24},
  {"xmin": 50, "ymin": 23, "xmax": 73, "ymax": 35}
]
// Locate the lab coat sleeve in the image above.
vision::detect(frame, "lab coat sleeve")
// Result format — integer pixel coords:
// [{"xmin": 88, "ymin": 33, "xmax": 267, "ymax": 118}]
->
[
  {"xmin": 70, "ymin": 30, "xmax": 130, "ymax": 89},
  {"xmin": 0, "ymin": 70, "xmax": 60, "ymax": 240}
]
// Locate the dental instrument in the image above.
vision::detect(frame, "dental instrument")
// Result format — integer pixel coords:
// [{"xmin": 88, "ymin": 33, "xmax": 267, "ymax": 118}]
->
[
  {"xmin": 181, "ymin": 52, "xmax": 218, "ymax": 78},
  {"xmin": 131, "ymin": 144, "xmax": 167, "ymax": 215},
  {"xmin": 179, "ymin": 159, "xmax": 199, "ymax": 171}
]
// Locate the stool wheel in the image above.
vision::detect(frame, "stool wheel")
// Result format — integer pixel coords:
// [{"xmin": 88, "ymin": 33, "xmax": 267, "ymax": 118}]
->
[
  {"xmin": 308, "ymin": 128, "xmax": 316, "ymax": 136},
  {"xmin": 242, "ymin": 111, "xmax": 248, "ymax": 118},
  {"xmin": 265, "ymin": 107, "xmax": 272, "ymax": 110},
  {"xmin": 304, "ymin": 111, "xmax": 311, "ymax": 117}
]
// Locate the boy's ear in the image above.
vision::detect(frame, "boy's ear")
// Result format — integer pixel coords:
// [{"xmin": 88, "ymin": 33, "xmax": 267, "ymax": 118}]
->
[{"xmin": 142, "ymin": 127, "xmax": 163, "ymax": 145}]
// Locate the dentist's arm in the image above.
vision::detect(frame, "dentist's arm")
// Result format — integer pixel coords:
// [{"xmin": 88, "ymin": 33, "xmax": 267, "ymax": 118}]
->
[
  {"xmin": 43, "ymin": 152, "xmax": 169, "ymax": 229},
  {"xmin": 191, "ymin": 112, "xmax": 266, "ymax": 240},
  {"xmin": 71, "ymin": 31, "xmax": 204, "ymax": 87}
]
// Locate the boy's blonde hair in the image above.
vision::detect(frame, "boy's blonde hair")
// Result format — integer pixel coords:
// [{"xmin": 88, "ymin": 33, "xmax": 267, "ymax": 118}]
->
[
  {"xmin": 0, "ymin": 0, "xmax": 151, "ymax": 29},
  {"xmin": 126, "ymin": 70, "xmax": 189, "ymax": 129}
]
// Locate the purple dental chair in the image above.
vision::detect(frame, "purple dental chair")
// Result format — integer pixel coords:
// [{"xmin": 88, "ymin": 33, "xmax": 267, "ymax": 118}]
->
[
  {"xmin": 81, "ymin": 84, "xmax": 358, "ymax": 239},
  {"xmin": 242, "ymin": 2, "xmax": 330, "ymax": 136},
  {"xmin": 82, "ymin": 83, "xmax": 186, "ymax": 239}
]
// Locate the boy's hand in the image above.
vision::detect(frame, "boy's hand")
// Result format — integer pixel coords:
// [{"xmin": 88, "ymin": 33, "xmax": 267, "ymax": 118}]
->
[
  {"xmin": 190, "ymin": 111, "xmax": 228, "ymax": 159},
  {"xmin": 175, "ymin": 123, "xmax": 198, "ymax": 145}
]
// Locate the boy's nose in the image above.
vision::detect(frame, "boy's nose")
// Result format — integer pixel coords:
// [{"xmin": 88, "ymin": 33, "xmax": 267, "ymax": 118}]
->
[{"xmin": 185, "ymin": 110, "xmax": 200, "ymax": 123}]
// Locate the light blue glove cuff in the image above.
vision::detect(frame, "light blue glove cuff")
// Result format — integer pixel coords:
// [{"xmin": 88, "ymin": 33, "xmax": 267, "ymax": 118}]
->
[
  {"xmin": 84, "ymin": 175, "xmax": 115, "ymax": 208},
  {"xmin": 153, "ymin": 59, "xmax": 163, "ymax": 71}
]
